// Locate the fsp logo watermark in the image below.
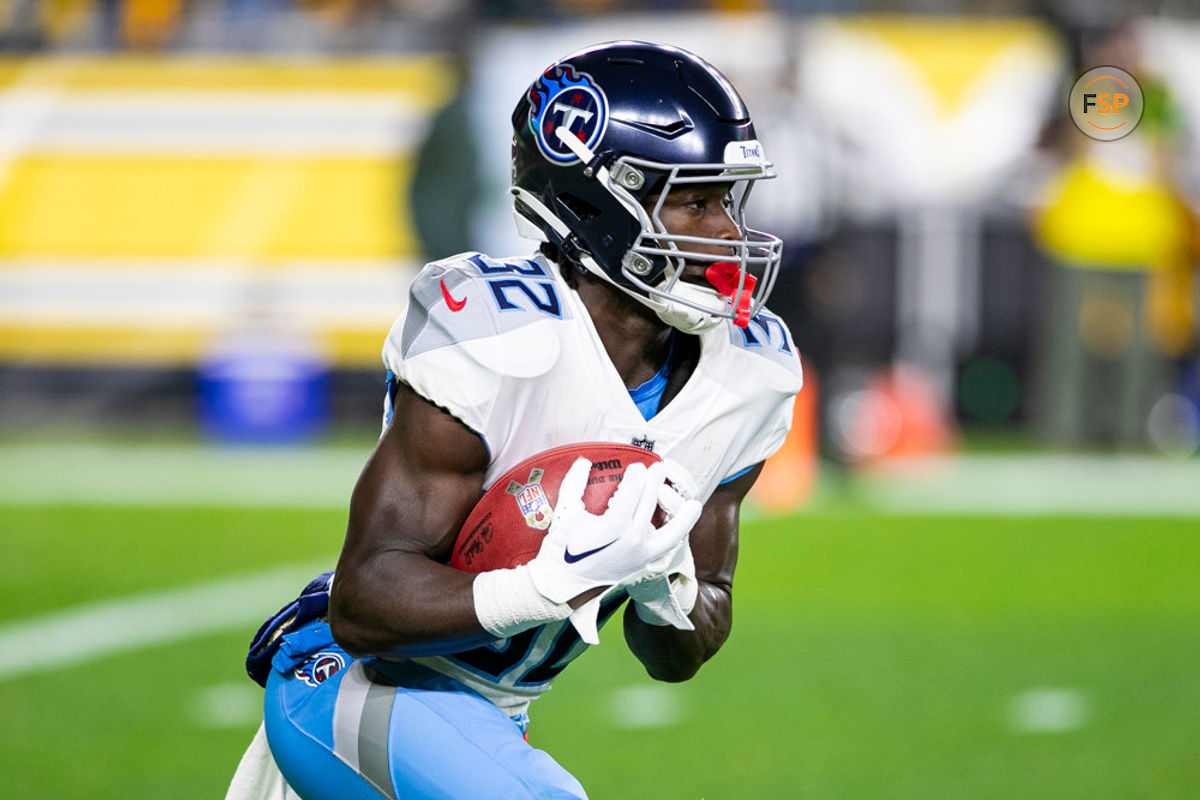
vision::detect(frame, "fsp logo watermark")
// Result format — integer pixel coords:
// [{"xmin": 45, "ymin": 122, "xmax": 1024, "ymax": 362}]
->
[{"xmin": 1069, "ymin": 66, "xmax": 1144, "ymax": 141}]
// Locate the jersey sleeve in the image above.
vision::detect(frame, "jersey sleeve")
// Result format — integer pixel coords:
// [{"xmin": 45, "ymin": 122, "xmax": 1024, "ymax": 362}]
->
[
  {"xmin": 718, "ymin": 311, "xmax": 804, "ymax": 482},
  {"xmin": 728, "ymin": 380, "xmax": 800, "ymax": 478},
  {"xmin": 381, "ymin": 253, "xmax": 565, "ymax": 443}
]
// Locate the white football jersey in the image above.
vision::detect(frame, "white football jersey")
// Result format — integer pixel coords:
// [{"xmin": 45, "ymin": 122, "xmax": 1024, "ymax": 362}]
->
[{"xmin": 380, "ymin": 251, "xmax": 803, "ymax": 714}]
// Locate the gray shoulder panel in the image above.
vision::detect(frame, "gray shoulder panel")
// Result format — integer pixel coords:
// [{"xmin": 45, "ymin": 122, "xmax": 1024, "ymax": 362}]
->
[{"xmin": 400, "ymin": 252, "xmax": 572, "ymax": 360}]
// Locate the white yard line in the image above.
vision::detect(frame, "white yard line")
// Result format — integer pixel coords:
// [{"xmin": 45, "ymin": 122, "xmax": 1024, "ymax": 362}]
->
[
  {"xmin": 0, "ymin": 561, "xmax": 328, "ymax": 682},
  {"xmin": 608, "ymin": 684, "xmax": 685, "ymax": 729},
  {"xmin": 1006, "ymin": 687, "xmax": 1089, "ymax": 734}
]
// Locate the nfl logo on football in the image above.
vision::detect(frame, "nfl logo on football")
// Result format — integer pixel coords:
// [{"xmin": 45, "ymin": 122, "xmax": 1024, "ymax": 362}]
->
[{"xmin": 507, "ymin": 468, "xmax": 553, "ymax": 530}]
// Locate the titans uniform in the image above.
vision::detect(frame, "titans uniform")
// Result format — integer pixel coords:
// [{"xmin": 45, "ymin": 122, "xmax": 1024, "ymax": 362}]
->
[{"xmin": 253, "ymin": 252, "xmax": 802, "ymax": 800}]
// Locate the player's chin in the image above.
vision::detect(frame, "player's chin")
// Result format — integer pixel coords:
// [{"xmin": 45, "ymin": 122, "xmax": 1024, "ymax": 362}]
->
[
  {"xmin": 679, "ymin": 250, "xmax": 736, "ymax": 272},
  {"xmin": 678, "ymin": 263, "xmax": 714, "ymax": 285}
]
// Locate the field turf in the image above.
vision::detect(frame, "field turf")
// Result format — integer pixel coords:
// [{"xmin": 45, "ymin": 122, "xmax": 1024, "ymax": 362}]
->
[{"xmin": 2, "ymin": 504, "xmax": 1197, "ymax": 798}]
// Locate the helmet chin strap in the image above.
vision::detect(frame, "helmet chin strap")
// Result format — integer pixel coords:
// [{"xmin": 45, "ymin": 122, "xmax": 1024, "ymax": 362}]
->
[
  {"xmin": 570, "ymin": 250, "xmax": 719, "ymax": 333},
  {"xmin": 517, "ymin": 207, "xmax": 726, "ymax": 333},
  {"xmin": 640, "ymin": 280, "xmax": 728, "ymax": 333},
  {"xmin": 548, "ymin": 127, "xmax": 730, "ymax": 334}
]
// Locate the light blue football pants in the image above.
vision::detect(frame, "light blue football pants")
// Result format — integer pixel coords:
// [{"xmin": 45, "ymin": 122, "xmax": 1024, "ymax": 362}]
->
[{"xmin": 263, "ymin": 620, "xmax": 587, "ymax": 800}]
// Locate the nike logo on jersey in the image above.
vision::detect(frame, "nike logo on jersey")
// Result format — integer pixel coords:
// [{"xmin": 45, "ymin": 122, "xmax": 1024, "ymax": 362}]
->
[
  {"xmin": 563, "ymin": 539, "xmax": 618, "ymax": 563},
  {"xmin": 440, "ymin": 280, "xmax": 467, "ymax": 312}
]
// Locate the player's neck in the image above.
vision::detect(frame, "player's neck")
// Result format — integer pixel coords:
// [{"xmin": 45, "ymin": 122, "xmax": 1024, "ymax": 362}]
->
[{"xmin": 572, "ymin": 275, "xmax": 674, "ymax": 390}]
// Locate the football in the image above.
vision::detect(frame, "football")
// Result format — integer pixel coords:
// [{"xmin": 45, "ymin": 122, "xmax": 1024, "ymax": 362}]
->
[{"xmin": 450, "ymin": 442, "xmax": 662, "ymax": 573}]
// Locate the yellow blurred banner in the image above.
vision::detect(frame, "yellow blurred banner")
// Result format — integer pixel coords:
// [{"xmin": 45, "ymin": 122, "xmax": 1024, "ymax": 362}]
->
[
  {"xmin": 0, "ymin": 155, "xmax": 412, "ymax": 260},
  {"xmin": 0, "ymin": 322, "xmax": 387, "ymax": 366},
  {"xmin": 0, "ymin": 55, "xmax": 452, "ymax": 367},
  {"xmin": 0, "ymin": 55, "xmax": 453, "ymax": 97}
]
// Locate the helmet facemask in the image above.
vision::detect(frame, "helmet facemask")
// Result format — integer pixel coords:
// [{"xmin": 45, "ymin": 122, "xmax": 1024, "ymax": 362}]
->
[{"xmin": 615, "ymin": 160, "xmax": 781, "ymax": 332}]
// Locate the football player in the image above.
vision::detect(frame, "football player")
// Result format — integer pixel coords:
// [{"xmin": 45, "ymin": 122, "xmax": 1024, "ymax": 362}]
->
[{"xmin": 227, "ymin": 40, "xmax": 802, "ymax": 800}]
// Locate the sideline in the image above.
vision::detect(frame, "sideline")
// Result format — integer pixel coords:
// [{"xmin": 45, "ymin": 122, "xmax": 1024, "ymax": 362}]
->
[
  {"xmin": 4, "ymin": 443, "xmax": 1200, "ymax": 515},
  {"xmin": 0, "ymin": 560, "xmax": 328, "ymax": 682},
  {"xmin": 842, "ymin": 453, "xmax": 1200, "ymax": 517},
  {"xmin": 0, "ymin": 442, "xmax": 364, "ymax": 507}
]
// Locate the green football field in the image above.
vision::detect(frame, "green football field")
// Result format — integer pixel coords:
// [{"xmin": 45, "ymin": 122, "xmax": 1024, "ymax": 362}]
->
[{"xmin": 2, "ymin": 502, "xmax": 1198, "ymax": 799}]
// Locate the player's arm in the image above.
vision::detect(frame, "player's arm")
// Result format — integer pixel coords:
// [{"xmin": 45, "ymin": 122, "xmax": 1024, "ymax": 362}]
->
[
  {"xmin": 328, "ymin": 381, "xmax": 492, "ymax": 656},
  {"xmin": 330, "ymin": 380, "xmax": 684, "ymax": 656},
  {"xmin": 622, "ymin": 463, "xmax": 761, "ymax": 682}
]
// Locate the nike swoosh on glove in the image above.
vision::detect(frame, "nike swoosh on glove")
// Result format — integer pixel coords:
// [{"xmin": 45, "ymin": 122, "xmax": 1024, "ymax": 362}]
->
[{"xmin": 527, "ymin": 458, "xmax": 700, "ymax": 645}]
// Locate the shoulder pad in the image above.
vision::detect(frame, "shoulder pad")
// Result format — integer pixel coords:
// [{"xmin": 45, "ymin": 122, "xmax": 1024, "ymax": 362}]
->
[
  {"xmin": 399, "ymin": 252, "xmax": 572, "ymax": 357},
  {"xmin": 394, "ymin": 252, "xmax": 570, "ymax": 378},
  {"xmin": 725, "ymin": 310, "xmax": 804, "ymax": 385}
]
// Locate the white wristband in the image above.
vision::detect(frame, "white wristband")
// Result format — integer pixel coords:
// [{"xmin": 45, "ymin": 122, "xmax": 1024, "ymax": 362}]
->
[{"xmin": 473, "ymin": 565, "xmax": 572, "ymax": 639}]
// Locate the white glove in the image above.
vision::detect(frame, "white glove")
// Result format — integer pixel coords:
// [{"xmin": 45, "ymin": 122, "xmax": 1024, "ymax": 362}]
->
[
  {"xmin": 474, "ymin": 456, "xmax": 702, "ymax": 645},
  {"xmin": 528, "ymin": 457, "xmax": 699, "ymax": 644},
  {"xmin": 624, "ymin": 461, "xmax": 701, "ymax": 630},
  {"xmin": 626, "ymin": 538, "xmax": 698, "ymax": 630}
]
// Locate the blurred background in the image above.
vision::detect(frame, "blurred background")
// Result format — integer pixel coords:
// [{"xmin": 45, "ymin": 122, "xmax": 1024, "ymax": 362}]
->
[{"xmin": 1, "ymin": 1, "xmax": 1199, "ymax": 798}]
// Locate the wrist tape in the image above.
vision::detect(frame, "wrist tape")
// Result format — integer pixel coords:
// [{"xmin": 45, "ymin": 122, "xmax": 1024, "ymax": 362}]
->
[{"xmin": 473, "ymin": 565, "xmax": 572, "ymax": 639}]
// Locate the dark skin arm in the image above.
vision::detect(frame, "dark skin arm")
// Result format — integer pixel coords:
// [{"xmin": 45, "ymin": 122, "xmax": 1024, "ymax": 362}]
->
[
  {"xmin": 328, "ymin": 381, "xmax": 492, "ymax": 656},
  {"xmin": 623, "ymin": 462, "xmax": 762, "ymax": 683}
]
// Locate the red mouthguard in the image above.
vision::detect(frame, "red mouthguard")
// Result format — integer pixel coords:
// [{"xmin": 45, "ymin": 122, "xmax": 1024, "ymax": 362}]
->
[{"xmin": 705, "ymin": 262, "xmax": 756, "ymax": 328}]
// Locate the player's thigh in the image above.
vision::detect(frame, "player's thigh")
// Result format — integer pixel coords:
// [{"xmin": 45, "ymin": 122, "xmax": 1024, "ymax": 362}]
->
[
  {"xmin": 265, "ymin": 657, "xmax": 586, "ymax": 800},
  {"xmin": 264, "ymin": 656, "xmax": 389, "ymax": 800},
  {"xmin": 350, "ymin": 661, "xmax": 588, "ymax": 799}
]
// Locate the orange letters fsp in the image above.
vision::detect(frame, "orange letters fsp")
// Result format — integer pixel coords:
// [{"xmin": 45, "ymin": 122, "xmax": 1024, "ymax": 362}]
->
[{"xmin": 1082, "ymin": 93, "xmax": 1129, "ymax": 113}]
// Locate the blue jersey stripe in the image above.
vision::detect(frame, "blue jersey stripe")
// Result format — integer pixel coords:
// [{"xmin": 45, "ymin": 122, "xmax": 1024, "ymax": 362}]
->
[
  {"xmin": 719, "ymin": 462, "xmax": 760, "ymax": 485},
  {"xmin": 383, "ymin": 370, "xmax": 398, "ymax": 427}
]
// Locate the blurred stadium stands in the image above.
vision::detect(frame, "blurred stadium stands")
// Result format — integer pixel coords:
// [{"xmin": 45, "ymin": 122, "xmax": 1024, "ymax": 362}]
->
[{"xmin": 1, "ymin": 0, "xmax": 1198, "ymax": 462}]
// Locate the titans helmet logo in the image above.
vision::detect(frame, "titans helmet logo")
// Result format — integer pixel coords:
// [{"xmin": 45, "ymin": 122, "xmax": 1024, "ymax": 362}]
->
[
  {"xmin": 528, "ymin": 64, "xmax": 608, "ymax": 165},
  {"xmin": 296, "ymin": 651, "xmax": 345, "ymax": 687}
]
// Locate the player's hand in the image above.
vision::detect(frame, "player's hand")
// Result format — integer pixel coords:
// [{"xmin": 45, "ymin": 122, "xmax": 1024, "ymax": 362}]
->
[
  {"xmin": 624, "ymin": 462, "xmax": 701, "ymax": 630},
  {"xmin": 625, "ymin": 540, "xmax": 698, "ymax": 631},
  {"xmin": 570, "ymin": 463, "xmax": 702, "ymax": 640},
  {"xmin": 527, "ymin": 457, "xmax": 698, "ymax": 644},
  {"xmin": 529, "ymin": 457, "xmax": 680, "ymax": 601}
]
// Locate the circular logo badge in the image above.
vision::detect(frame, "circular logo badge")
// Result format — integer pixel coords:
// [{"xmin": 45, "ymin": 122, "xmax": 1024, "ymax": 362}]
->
[
  {"xmin": 1068, "ymin": 66, "xmax": 1144, "ymax": 141},
  {"xmin": 529, "ymin": 66, "xmax": 608, "ymax": 164},
  {"xmin": 297, "ymin": 651, "xmax": 345, "ymax": 686}
]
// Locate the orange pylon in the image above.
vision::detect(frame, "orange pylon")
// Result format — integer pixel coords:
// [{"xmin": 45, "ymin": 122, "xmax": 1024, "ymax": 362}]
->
[{"xmin": 752, "ymin": 364, "xmax": 818, "ymax": 513}]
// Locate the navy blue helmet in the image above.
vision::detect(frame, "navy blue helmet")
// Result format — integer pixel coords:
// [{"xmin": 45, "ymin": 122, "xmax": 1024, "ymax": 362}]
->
[{"xmin": 510, "ymin": 40, "xmax": 782, "ymax": 332}]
